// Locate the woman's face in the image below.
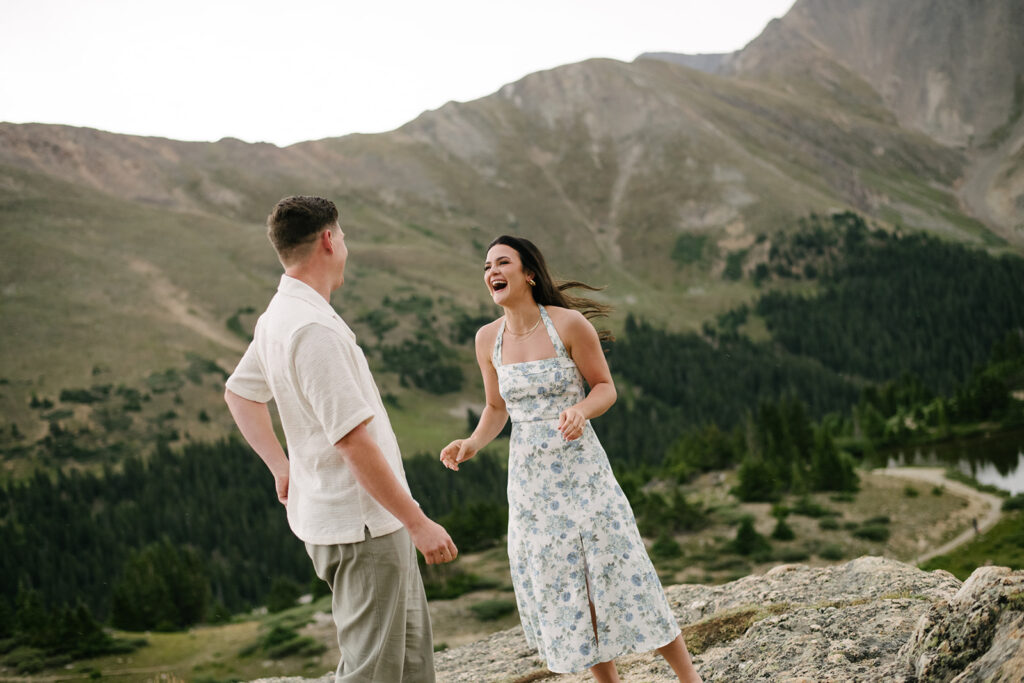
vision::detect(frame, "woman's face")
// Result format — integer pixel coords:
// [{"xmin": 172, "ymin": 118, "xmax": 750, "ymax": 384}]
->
[{"xmin": 484, "ymin": 243, "xmax": 532, "ymax": 306}]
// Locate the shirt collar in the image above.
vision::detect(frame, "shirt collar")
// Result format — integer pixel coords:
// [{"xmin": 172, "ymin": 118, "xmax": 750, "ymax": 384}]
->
[{"xmin": 278, "ymin": 274, "xmax": 341, "ymax": 320}]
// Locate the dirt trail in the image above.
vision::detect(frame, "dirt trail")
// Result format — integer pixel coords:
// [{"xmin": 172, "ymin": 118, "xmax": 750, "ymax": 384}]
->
[
  {"xmin": 873, "ymin": 467, "xmax": 1003, "ymax": 564},
  {"xmin": 128, "ymin": 257, "xmax": 246, "ymax": 353}
]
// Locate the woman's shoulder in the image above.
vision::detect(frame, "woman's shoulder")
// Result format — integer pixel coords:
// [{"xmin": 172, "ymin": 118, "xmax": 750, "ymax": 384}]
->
[
  {"xmin": 543, "ymin": 305, "xmax": 587, "ymax": 328},
  {"xmin": 474, "ymin": 317, "xmax": 505, "ymax": 347}
]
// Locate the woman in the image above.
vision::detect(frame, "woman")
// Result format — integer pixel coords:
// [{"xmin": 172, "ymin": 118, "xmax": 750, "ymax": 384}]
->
[{"xmin": 440, "ymin": 236, "xmax": 702, "ymax": 683}]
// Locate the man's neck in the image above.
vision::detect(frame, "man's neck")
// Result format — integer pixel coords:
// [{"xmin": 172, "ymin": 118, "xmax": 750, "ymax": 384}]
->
[{"xmin": 284, "ymin": 265, "xmax": 334, "ymax": 303}]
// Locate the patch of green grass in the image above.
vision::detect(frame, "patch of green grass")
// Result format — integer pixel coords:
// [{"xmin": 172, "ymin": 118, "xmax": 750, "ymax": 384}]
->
[
  {"xmin": 920, "ymin": 511, "xmax": 1024, "ymax": 580},
  {"xmin": 672, "ymin": 233, "xmax": 708, "ymax": 266},
  {"xmin": 943, "ymin": 468, "xmax": 1010, "ymax": 497}
]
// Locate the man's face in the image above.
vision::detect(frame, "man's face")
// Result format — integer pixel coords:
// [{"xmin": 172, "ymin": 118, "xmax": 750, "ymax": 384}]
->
[{"xmin": 330, "ymin": 222, "xmax": 348, "ymax": 288}]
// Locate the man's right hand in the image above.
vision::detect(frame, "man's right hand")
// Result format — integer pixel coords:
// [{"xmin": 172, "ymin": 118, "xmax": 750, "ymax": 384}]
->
[
  {"xmin": 274, "ymin": 472, "xmax": 289, "ymax": 505},
  {"xmin": 408, "ymin": 518, "xmax": 458, "ymax": 565}
]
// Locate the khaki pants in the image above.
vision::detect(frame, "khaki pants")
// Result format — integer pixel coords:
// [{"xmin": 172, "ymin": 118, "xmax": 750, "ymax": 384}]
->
[{"xmin": 307, "ymin": 528, "xmax": 435, "ymax": 683}]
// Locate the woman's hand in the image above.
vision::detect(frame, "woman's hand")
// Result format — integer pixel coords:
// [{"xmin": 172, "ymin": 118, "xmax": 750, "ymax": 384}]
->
[
  {"xmin": 558, "ymin": 407, "xmax": 587, "ymax": 441},
  {"xmin": 440, "ymin": 438, "xmax": 479, "ymax": 471}
]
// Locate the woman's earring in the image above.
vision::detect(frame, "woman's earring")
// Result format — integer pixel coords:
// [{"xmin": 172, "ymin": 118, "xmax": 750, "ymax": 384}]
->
[{"xmin": 528, "ymin": 278, "xmax": 536, "ymax": 287}]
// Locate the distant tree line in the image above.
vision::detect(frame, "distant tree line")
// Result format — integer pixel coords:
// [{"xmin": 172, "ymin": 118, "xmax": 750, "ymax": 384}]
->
[
  {"xmin": 755, "ymin": 215, "xmax": 1024, "ymax": 393},
  {"xmin": 595, "ymin": 316, "xmax": 859, "ymax": 473},
  {"xmin": 0, "ymin": 439, "xmax": 513, "ymax": 635},
  {"xmin": 0, "ymin": 439, "xmax": 309, "ymax": 627}
]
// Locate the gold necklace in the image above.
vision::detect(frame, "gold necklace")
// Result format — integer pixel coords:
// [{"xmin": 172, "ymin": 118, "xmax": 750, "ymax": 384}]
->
[{"xmin": 505, "ymin": 314, "xmax": 542, "ymax": 338}]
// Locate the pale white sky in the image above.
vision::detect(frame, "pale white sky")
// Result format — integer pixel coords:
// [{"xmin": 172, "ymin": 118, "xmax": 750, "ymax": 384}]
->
[{"xmin": 1, "ymin": 0, "xmax": 795, "ymax": 147}]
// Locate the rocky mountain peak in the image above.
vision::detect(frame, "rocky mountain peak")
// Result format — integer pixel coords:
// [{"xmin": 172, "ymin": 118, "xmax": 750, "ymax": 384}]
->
[{"xmin": 732, "ymin": 0, "xmax": 1024, "ymax": 147}]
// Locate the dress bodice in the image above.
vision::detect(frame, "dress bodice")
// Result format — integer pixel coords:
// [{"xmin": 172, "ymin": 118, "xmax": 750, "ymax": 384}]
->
[{"xmin": 493, "ymin": 305, "xmax": 585, "ymax": 424}]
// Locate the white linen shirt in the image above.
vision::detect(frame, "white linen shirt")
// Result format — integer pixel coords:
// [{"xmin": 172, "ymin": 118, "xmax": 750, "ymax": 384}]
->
[{"xmin": 226, "ymin": 274, "xmax": 409, "ymax": 545}]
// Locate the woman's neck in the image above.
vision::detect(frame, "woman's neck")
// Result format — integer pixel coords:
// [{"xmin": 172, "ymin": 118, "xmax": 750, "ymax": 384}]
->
[{"xmin": 502, "ymin": 298, "xmax": 541, "ymax": 334}]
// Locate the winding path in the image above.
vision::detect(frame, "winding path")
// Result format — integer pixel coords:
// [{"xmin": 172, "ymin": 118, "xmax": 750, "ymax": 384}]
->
[{"xmin": 872, "ymin": 467, "xmax": 1004, "ymax": 564}]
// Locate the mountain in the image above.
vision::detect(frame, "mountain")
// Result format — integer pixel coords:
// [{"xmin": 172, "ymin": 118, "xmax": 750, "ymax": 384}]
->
[
  {"xmin": 1, "ymin": 0, "xmax": 1021, "ymax": 465},
  {"xmin": 643, "ymin": 0, "xmax": 1024, "ymax": 241},
  {"xmin": 731, "ymin": 0, "xmax": 1024, "ymax": 148}
]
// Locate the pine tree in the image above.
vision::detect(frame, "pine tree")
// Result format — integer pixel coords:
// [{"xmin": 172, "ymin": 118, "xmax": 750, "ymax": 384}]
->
[{"xmin": 733, "ymin": 517, "xmax": 771, "ymax": 556}]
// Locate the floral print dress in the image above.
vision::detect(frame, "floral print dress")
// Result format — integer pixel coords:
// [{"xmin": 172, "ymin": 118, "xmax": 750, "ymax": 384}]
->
[{"xmin": 495, "ymin": 305, "xmax": 680, "ymax": 673}]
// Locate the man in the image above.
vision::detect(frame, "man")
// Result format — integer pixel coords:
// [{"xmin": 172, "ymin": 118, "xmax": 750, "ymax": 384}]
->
[{"xmin": 224, "ymin": 195, "xmax": 456, "ymax": 682}]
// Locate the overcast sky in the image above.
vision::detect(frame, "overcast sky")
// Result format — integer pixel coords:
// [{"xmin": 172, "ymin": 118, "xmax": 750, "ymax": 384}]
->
[{"xmin": 2, "ymin": 0, "xmax": 795, "ymax": 147}]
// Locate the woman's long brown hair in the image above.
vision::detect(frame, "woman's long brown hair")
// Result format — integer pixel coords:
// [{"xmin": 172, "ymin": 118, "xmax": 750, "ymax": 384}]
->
[{"xmin": 487, "ymin": 235, "xmax": 614, "ymax": 342}]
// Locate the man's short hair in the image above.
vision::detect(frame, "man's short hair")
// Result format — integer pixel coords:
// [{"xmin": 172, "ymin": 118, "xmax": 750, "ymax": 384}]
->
[{"xmin": 267, "ymin": 196, "xmax": 339, "ymax": 263}]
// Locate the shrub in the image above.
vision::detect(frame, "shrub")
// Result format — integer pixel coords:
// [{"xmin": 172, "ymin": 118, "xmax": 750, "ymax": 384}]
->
[
  {"xmin": 422, "ymin": 567, "xmax": 499, "ymax": 601},
  {"xmin": 1003, "ymin": 494, "xmax": 1024, "ymax": 511},
  {"xmin": 241, "ymin": 624, "xmax": 325, "ymax": 660},
  {"xmin": 266, "ymin": 577, "xmax": 302, "ymax": 613},
  {"xmin": 652, "ymin": 531, "xmax": 683, "ymax": 558},
  {"xmin": 724, "ymin": 250, "xmax": 747, "ymax": 281},
  {"xmin": 438, "ymin": 500, "xmax": 507, "ymax": 553},
  {"xmin": 59, "ymin": 387, "xmax": 109, "ymax": 404},
  {"xmin": 818, "ymin": 518, "xmax": 840, "ymax": 530},
  {"xmin": 771, "ymin": 518, "xmax": 796, "ymax": 541},
  {"xmin": 852, "ymin": 525, "xmax": 891, "ymax": 542},
  {"xmin": 672, "ymin": 234, "xmax": 708, "ymax": 266},
  {"xmin": 267, "ymin": 636, "xmax": 324, "ymax": 659},
  {"xmin": 863, "ymin": 515, "xmax": 891, "ymax": 526},
  {"xmin": 732, "ymin": 517, "xmax": 772, "ymax": 556},
  {"xmin": 791, "ymin": 497, "xmax": 835, "ymax": 518},
  {"xmin": 904, "ymin": 485, "xmax": 919, "ymax": 498},
  {"xmin": 146, "ymin": 369, "xmax": 184, "ymax": 394},
  {"xmin": 818, "ymin": 544, "xmax": 845, "ymax": 560},
  {"xmin": 206, "ymin": 601, "xmax": 231, "ymax": 625},
  {"xmin": 469, "ymin": 599, "xmax": 516, "ymax": 621},
  {"xmin": 732, "ymin": 457, "xmax": 781, "ymax": 502},
  {"xmin": 777, "ymin": 549, "xmax": 809, "ymax": 562},
  {"xmin": 932, "ymin": 486, "xmax": 945, "ymax": 496}
]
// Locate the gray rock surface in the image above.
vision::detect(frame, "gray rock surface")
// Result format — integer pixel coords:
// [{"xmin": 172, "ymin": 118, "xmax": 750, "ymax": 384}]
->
[
  {"xmin": 254, "ymin": 557, "xmax": 1024, "ymax": 682},
  {"xmin": 896, "ymin": 565, "xmax": 1024, "ymax": 682}
]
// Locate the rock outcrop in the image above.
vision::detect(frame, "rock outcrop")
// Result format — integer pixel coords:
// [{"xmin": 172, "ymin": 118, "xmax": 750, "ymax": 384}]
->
[{"xmin": 256, "ymin": 557, "xmax": 1024, "ymax": 682}]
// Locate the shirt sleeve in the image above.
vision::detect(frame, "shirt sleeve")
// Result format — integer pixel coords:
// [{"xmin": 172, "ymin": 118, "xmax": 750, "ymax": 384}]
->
[
  {"xmin": 292, "ymin": 323, "xmax": 375, "ymax": 446},
  {"xmin": 225, "ymin": 342, "xmax": 273, "ymax": 403}
]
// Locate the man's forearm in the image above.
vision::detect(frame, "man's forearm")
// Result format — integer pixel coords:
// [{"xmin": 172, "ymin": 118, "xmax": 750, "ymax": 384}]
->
[
  {"xmin": 336, "ymin": 424, "xmax": 429, "ymax": 531},
  {"xmin": 224, "ymin": 389, "xmax": 289, "ymax": 477}
]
